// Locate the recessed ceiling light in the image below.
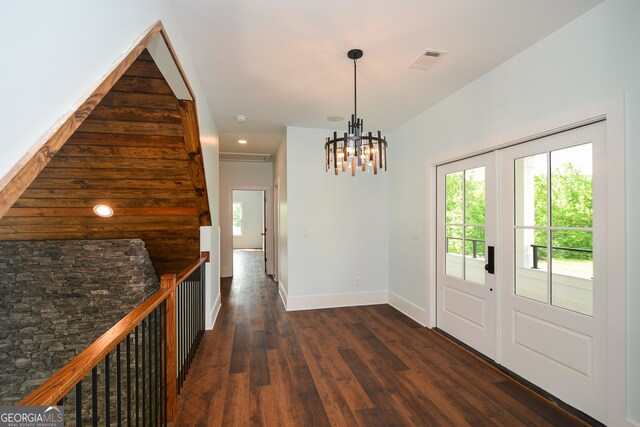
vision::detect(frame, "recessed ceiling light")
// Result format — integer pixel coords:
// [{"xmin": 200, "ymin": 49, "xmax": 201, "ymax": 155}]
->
[
  {"xmin": 93, "ymin": 204, "xmax": 114, "ymax": 217},
  {"xmin": 327, "ymin": 116, "xmax": 344, "ymax": 122},
  {"xmin": 238, "ymin": 139, "xmax": 248, "ymax": 144}
]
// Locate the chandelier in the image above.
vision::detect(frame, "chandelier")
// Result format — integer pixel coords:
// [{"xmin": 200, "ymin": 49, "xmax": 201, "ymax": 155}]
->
[{"xmin": 325, "ymin": 49, "xmax": 387, "ymax": 176}]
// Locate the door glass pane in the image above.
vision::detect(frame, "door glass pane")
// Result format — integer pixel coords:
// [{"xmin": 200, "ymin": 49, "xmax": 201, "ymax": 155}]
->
[
  {"xmin": 515, "ymin": 228, "xmax": 547, "ymax": 303},
  {"xmin": 465, "ymin": 167, "xmax": 485, "ymax": 225},
  {"xmin": 515, "ymin": 153, "xmax": 547, "ymax": 227},
  {"xmin": 445, "ymin": 226, "xmax": 463, "ymax": 278},
  {"xmin": 464, "ymin": 226, "xmax": 485, "ymax": 284},
  {"xmin": 551, "ymin": 230, "xmax": 593, "ymax": 315},
  {"xmin": 551, "ymin": 143, "xmax": 592, "ymax": 228},
  {"xmin": 446, "ymin": 172, "xmax": 463, "ymax": 224}
]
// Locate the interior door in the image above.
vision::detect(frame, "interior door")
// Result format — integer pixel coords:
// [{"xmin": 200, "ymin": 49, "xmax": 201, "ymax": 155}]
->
[
  {"xmin": 499, "ymin": 122, "xmax": 607, "ymax": 422},
  {"xmin": 262, "ymin": 190, "xmax": 267, "ymax": 272},
  {"xmin": 437, "ymin": 153, "xmax": 496, "ymax": 359}
]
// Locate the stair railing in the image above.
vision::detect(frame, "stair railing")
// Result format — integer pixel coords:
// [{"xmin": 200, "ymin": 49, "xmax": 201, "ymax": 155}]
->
[{"xmin": 19, "ymin": 252, "xmax": 209, "ymax": 426}]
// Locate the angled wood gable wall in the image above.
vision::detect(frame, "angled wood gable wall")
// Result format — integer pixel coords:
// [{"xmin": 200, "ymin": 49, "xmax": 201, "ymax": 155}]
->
[{"xmin": 0, "ymin": 22, "xmax": 212, "ymax": 275}]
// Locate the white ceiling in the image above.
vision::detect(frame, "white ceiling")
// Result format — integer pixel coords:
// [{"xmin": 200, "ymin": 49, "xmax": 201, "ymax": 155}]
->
[{"xmin": 169, "ymin": 0, "xmax": 601, "ymax": 156}]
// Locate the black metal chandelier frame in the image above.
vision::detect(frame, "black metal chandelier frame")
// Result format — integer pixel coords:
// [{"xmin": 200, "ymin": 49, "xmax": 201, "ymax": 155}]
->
[{"xmin": 325, "ymin": 49, "xmax": 387, "ymax": 176}]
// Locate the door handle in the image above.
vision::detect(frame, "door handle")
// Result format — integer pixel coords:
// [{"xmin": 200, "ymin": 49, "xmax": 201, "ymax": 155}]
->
[{"xmin": 484, "ymin": 246, "xmax": 495, "ymax": 274}]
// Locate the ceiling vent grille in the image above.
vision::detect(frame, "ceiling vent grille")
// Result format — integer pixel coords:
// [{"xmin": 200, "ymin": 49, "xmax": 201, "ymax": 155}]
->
[
  {"xmin": 219, "ymin": 152, "xmax": 271, "ymax": 162},
  {"xmin": 409, "ymin": 49, "xmax": 448, "ymax": 70}
]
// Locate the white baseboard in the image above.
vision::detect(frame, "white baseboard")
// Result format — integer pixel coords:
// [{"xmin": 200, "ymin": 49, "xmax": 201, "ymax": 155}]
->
[
  {"xmin": 276, "ymin": 286, "xmax": 428, "ymax": 327},
  {"xmin": 388, "ymin": 291, "xmax": 428, "ymax": 326},
  {"xmin": 220, "ymin": 267, "xmax": 232, "ymax": 278},
  {"xmin": 205, "ymin": 293, "xmax": 222, "ymax": 330},
  {"xmin": 278, "ymin": 281, "xmax": 287, "ymax": 310},
  {"xmin": 285, "ymin": 290, "xmax": 388, "ymax": 312}
]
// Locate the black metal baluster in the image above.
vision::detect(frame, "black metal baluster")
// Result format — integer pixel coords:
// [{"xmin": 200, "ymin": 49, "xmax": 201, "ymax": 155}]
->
[
  {"xmin": 180, "ymin": 284, "xmax": 184, "ymax": 390},
  {"xmin": 148, "ymin": 311, "xmax": 153, "ymax": 425},
  {"xmin": 187, "ymin": 277, "xmax": 191, "ymax": 374},
  {"xmin": 127, "ymin": 334, "xmax": 132, "ymax": 427},
  {"xmin": 117, "ymin": 343, "xmax": 122, "ymax": 427},
  {"xmin": 184, "ymin": 280, "xmax": 187, "ymax": 385},
  {"xmin": 163, "ymin": 301, "xmax": 167, "ymax": 426},
  {"xmin": 196, "ymin": 269, "xmax": 200, "ymax": 346},
  {"xmin": 155, "ymin": 306, "xmax": 160, "ymax": 425},
  {"xmin": 135, "ymin": 326, "xmax": 139, "ymax": 427},
  {"xmin": 75, "ymin": 381, "xmax": 82, "ymax": 427},
  {"xmin": 189, "ymin": 270, "xmax": 198, "ymax": 366},
  {"xmin": 147, "ymin": 311, "xmax": 153, "ymax": 425},
  {"xmin": 105, "ymin": 354, "xmax": 111, "ymax": 426},
  {"xmin": 189, "ymin": 271, "xmax": 196, "ymax": 368},
  {"xmin": 197, "ymin": 268, "xmax": 201, "ymax": 344},
  {"xmin": 189, "ymin": 272, "xmax": 196, "ymax": 368},
  {"xmin": 177, "ymin": 285, "xmax": 181, "ymax": 394},
  {"xmin": 92, "ymin": 366, "xmax": 98, "ymax": 427},
  {"xmin": 201, "ymin": 265, "xmax": 205, "ymax": 339},
  {"xmin": 189, "ymin": 271, "xmax": 197, "ymax": 360},
  {"xmin": 142, "ymin": 319, "xmax": 146, "ymax": 427}
]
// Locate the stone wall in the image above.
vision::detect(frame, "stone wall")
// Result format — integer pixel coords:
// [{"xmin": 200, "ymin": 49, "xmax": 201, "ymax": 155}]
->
[{"xmin": 0, "ymin": 239, "xmax": 159, "ymax": 405}]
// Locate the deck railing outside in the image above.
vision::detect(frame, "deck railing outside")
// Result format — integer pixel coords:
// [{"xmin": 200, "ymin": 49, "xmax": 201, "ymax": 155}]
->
[
  {"xmin": 19, "ymin": 252, "xmax": 209, "ymax": 426},
  {"xmin": 445, "ymin": 237, "xmax": 593, "ymax": 267}
]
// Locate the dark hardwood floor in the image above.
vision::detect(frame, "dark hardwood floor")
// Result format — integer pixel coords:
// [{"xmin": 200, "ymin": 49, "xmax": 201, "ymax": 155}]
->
[{"xmin": 174, "ymin": 250, "xmax": 585, "ymax": 426}]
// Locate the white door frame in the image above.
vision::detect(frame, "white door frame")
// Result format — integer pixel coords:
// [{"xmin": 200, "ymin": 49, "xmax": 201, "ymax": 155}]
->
[
  {"xmin": 426, "ymin": 95, "xmax": 626, "ymax": 425},
  {"xmin": 228, "ymin": 185, "xmax": 274, "ymax": 277},
  {"xmin": 273, "ymin": 177, "xmax": 280, "ymax": 282}
]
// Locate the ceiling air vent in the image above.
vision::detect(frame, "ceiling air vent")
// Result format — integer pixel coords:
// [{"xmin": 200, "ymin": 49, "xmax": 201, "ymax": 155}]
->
[
  {"xmin": 219, "ymin": 152, "xmax": 271, "ymax": 162},
  {"xmin": 409, "ymin": 49, "xmax": 448, "ymax": 70}
]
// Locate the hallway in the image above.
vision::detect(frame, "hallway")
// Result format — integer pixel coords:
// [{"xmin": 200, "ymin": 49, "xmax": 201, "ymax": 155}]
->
[{"xmin": 174, "ymin": 250, "xmax": 583, "ymax": 426}]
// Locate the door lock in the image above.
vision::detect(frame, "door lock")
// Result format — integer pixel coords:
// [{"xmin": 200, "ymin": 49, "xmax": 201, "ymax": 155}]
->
[{"xmin": 484, "ymin": 246, "xmax": 495, "ymax": 274}]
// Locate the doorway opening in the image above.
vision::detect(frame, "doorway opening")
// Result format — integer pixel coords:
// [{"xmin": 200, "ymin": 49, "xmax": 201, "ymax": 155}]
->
[{"xmin": 232, "ymin": 190, "xmax": 267, "ymax": 275}]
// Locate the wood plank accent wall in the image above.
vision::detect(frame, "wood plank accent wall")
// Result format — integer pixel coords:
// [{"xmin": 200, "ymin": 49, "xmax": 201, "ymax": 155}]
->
[
  {"xmin": 0, "ymin": 21, "xmax": 165, "ymax": 219},
  {"xmin": 0, "ymin": 41, "xmax": 211, "ymax": 275}
]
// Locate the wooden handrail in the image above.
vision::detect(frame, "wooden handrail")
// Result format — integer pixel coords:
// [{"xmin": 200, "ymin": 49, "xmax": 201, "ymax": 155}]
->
[
  {"xmin": 19, "ymin": 287, "xmax": 172, "ymax": 406},
  {"xmin": 175, "ymin": 251, "xmax": 209, "ymax": 286},
  {"xmin": 19, "ymin": 252, "xmax": 210, "ymax": 407}
]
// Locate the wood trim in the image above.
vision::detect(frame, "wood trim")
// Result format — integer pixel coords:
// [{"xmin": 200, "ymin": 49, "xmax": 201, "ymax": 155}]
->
[
  {"xmin": 177, "ymin": 100, "xmax": 212, "ymax": 226},
  {"xmin": 0, "ymin": 21, "xmax": 164, "ymax": 220},
  {"xmin": 161, "ymin": 274, "xmax": 177, "ymax": 422}
]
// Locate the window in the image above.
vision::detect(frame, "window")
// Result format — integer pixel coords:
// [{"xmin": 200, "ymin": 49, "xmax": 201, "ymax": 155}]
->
[
  {"xmin": 444, "ymin": 167, "xmax": 486, "ymax": 284},
  {"xmin": 514, "ymin": 143, "xmax": 593, "ymax": 316},
  {"xmin": 233, "ymin": 202, "xmax": 242, "ymax": 236}
]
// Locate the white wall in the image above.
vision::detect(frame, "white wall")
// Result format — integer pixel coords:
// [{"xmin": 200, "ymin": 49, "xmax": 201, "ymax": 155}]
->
[
  {"xmin": 232, "ymin": 190, "xmax": 264, "ymax": 249},
  {"xmin": 0, "ymin": 1, "xmax": 221, "ymax": 327},
  {"xmin": 285, "ymin": 127, "xmax": 389, "ymax": 309},
  {"xmin": 219, "ymin": 161, "xmax": 274, "ymax": 276},
  {"xmin": 387, "ymin": 0, "xmax": 639, "ymax": 424},
  {"xmin": 273, "ymin": 139, "xmax": 288, "ymax": 294}
]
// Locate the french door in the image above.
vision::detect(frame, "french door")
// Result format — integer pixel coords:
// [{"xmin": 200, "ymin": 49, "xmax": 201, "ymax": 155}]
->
[
  {"xmin": 436, "ymin": 153, "xmax": 496, "ymax": 359},
  {"xmin": 436, "ymin": 122, "xmax": 607, "ymax": 423}
]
